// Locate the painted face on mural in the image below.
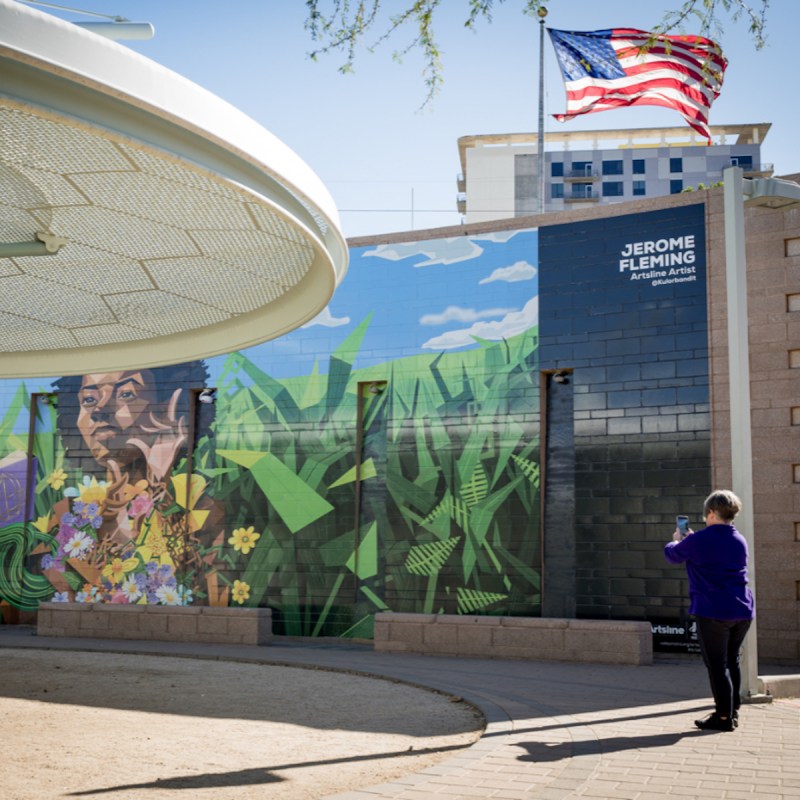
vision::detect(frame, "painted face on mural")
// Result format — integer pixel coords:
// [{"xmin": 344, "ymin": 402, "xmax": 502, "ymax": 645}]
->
[{"xmin": 76, "ymin": 370, "xmax": 158, "ymax": 466}]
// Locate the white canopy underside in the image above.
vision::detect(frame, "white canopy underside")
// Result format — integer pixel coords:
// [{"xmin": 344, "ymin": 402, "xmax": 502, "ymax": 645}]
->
[{"xmin": 0, "ymin": 0, "xmax": 348, "ymax": 377}]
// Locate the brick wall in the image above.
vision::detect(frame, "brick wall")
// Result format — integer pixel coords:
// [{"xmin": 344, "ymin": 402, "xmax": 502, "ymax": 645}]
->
[{"xmin": 705, "ymin": 191, "xmax": 800, "ymax": 662}]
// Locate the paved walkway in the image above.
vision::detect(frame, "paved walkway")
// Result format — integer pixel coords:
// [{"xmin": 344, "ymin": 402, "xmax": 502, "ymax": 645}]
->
[{"xmin": 1, "ymin": 626, "xmax": 798, "ymax": 799}]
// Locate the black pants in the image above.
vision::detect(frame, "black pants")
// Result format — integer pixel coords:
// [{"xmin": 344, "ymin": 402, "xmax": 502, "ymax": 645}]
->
[{"xmin": 695, "ymin": 616, "xmax": 752, "ymax": 718}]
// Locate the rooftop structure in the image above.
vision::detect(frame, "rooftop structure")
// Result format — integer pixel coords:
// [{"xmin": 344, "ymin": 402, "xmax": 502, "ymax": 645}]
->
[{"xmin": 457, "ymin": 124, "xmax": 773, "ymax": 222}]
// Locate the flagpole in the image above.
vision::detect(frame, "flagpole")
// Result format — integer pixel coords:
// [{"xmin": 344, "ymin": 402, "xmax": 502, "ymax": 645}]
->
[{"xmin": 537, "ymin": 7, "xmax": 548, "ymax": 215}]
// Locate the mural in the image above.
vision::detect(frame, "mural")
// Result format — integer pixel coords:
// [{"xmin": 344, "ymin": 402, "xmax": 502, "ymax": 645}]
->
[{"xmin": 0, "ymin": 228, "xmax": 542, "ymax": 636}]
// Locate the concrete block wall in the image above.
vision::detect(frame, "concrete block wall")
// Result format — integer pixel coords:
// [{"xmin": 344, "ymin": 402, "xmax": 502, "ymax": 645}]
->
[
  {"xmin": 705, "ymin": 190, "xmax": 800, "ymax": 663},
  {"xmin": 374, "ymin": 612, "xmax": 653, "ymax": 665},
  {"xmin": 37, "ymin": 603, "xmax": 273, "ymax": 646}
]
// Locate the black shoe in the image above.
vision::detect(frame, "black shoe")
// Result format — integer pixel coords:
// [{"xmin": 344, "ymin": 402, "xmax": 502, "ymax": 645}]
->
[{"xmin": 695, "ymin": 713, "xmax": 734, "ymax": 732}]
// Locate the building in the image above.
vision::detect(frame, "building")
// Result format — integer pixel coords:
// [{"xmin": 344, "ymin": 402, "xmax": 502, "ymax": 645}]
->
[
  {"xmin": 457, "ymin": 123, "xmax": 773, "ymax": 222},
  {"xmin": 1, "ymin": 181, "xmax": 798, "ymax": 665}
]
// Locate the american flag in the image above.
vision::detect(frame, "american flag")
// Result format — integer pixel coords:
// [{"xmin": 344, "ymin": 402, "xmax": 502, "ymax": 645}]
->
[{"xmin": 548, "ymin": 28, "xmax": 727, "ymax": 142}]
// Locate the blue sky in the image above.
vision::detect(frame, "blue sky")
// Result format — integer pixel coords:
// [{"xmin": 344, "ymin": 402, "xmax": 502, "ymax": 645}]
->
[
  {"xmin": 226, "ymin": 227, "xmax": 539, "ymax": 379},
  {"xmin": 29, "ymin": 1, "xmax": 796, "ymax": 238}
]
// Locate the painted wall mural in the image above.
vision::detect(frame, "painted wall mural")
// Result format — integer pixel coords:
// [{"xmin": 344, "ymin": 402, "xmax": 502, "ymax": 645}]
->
[{"xmin": 0, "ymin": 228, "xmax": 542, "ymax": 636}]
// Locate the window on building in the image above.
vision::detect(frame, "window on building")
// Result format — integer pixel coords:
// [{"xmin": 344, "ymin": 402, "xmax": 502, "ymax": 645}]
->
[
  {"xmin": 730, "ymin": 155, "xmax": 754, "ymax": 170},
  {"xmin": 670, "ymin": 179, "xmax": 684, "ymax": 194},
  {"xmin": 602, "ymin": 160, "xmax": 624, "ymax": 175},
  {"xmin": 602, "ymin": 181, "xmax": 624, "ymax": 197},
  {"xmin": 551, "ymin": 183, "xmax": 564, "ymax": 199},
  {"xmin": 551, "ymin": 161, "xmax": 564, "ymax": 177},
  {"xmin": 633, "ymin": 180, "xmax": 646, "ymax": 196},
  {"xmin": 571, "ymin": 183, "xmax": 593, "ymax": 199},
  {"xmin": 632, "ymin": 159, "xmax": 645, "ymax": 174},
  {"xmin": 670, "ymin": 157, "xmax": 683, "ymax": 173},
  {"xmin": 571, "ymin": 161, "xmax": 593, "ymax": 177}
]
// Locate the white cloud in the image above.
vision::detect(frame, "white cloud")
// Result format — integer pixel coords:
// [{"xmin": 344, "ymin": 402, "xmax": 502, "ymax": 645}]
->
[
  {"xmin": 479, "ymin": 260, "xmax": 536, "ymax": 285},
  {"xmin": 363, "ymin": 237, "xmax": 483, "ymax": 266},
  {"xmin": 420, "ymin": 305, "xmax": 516, "ymax": 326},
  {"xmin": 421, "ymin": 297, "xmax": 538, "ymax": 350},
  {"xmin": 301, "ymin": 307, "xmax": 351, "ymax": 328}
]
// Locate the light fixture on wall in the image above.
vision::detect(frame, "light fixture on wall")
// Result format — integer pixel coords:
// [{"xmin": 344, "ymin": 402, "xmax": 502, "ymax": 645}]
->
[
  {"xmin": 552, "ymin": 371, "xmax": 569, "ymax": 384},
  {"xmin": 198, "ymin": 389, "xmax": 216, "ymax": 404},
  {"xmin": 367, "ymin": 382, "xmax": 385, "ymax": 395},
  {"xmin": 39, "ymin": 393, "xmax": 58, "ymax": 405}
]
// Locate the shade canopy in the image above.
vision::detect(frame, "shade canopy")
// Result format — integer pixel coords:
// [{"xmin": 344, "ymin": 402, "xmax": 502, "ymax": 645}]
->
[{"xmin": 0, "ymin": 0, "xmax": 348, "ymax": 377}]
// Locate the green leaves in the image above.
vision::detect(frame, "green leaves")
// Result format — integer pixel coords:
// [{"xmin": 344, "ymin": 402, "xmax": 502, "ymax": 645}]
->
[{"xmin": 405, "ymin": 536, "xmax": 460, "ymax": 576}]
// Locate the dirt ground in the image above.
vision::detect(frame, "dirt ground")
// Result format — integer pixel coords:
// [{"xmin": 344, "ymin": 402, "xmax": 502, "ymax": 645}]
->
[{"xmin": 0, "ymin": 648, "xmax": 484, "ymax": 800}]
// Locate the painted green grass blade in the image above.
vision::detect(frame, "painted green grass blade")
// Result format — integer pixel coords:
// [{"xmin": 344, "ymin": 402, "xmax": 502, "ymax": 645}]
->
[{"xmin": 219, "ymin": 450, "xmax": 334, "ymax": 533}]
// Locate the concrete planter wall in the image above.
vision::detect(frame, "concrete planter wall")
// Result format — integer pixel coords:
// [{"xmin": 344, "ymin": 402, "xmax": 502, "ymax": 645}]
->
[
  {"xmin": 37, "ymin": 603, "xmax": 272, "ymax": 646},
  {"xmin": 374, "ymin": 613, "xmax": 653, "ymax": 666}
]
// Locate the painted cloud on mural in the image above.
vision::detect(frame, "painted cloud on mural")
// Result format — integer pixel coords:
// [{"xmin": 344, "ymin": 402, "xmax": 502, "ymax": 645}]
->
[
  {"xmin": 479, "ymin": 260, "xmax": 536, "ymax": 284},
  {"xmin": 420, "ymin": 305, "xmax": 516, "ymax": 326},
  {"xmin": 421, "ymin": 297, "xmax": 538, "ymax": 350},
  {"xmin": 362, "ymin": 237, "xmax": 484, "ymax": 266},
  {"xmin": 302, "ymin": 307, "xmax": 351, "ymax": 328}
]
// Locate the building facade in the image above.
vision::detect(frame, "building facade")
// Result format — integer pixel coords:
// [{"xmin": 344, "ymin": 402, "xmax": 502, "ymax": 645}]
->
[
  {"xmin": 458, "ymin": 123, "xmax": 773, "ymax": 222},
  {"xmin": 0, "ymin": 187, "xmax": 797, "ymax": 663}
]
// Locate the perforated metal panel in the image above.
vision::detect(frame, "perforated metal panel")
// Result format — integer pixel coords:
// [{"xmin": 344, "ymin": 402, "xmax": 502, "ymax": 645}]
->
[
  {"xmin": 0, "ymin": 1, "xmax": 347, "ymax": 376},
  {"xmin": 0, "ymin": 104, "xmax": 324, "ymax": 361}
]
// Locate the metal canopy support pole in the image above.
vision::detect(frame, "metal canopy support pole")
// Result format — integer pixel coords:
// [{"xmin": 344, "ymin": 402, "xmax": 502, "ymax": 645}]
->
[
  {"xmin": 537, "ymin": 9, "xmax": 547, "ymax": 215},
  {"xmin": 721, "ymin": 166, "xmax": 765, "ymax": 700}
]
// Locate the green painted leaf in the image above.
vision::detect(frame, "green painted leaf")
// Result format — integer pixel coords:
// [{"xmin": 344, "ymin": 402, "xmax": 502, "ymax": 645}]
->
[
  {"xmin": 346, "ymin": 521, "xmax": 378, "ymax": 579},
  {"xmin": 219, "ymin": 450, "xmax": 334, "ymax": 533},
  {"xmin": 404, "ymin": 536, "xmax": 460, "ymax": 576},
  {"xmin": 329, "ymin": 458, "xmax": 377, "ymax": 488},
  {"xmin": 460, "ymin": 463, "xmax": 489, "ymax": 507},
  {"xmin": 456, "ymin": 587, "xmax": 508, "ymax": 614},
  {"xmin": 512, "ymin": 453, "xmax": 540, "ymax": 487}
]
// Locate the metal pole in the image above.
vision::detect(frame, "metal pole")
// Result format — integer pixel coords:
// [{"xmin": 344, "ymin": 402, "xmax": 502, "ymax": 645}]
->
[
  {"xmin": 721, "ymin": 166, "xmax": 765, "ymax": 700},
  {"xmin": 537, "ymin": 8, "xmax": 548, "ymax": 215}
]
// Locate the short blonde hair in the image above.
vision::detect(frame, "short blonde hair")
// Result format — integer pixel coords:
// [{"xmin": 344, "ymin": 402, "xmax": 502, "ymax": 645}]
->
[{"xmin": 704, "ymin": 490, "xmax": 742, "ymax": 523}]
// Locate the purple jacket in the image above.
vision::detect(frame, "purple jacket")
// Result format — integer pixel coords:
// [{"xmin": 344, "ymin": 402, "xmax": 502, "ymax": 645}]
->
[{"xmin": 664, "ymin": 523, "xmax": 755, "ymax": 620}]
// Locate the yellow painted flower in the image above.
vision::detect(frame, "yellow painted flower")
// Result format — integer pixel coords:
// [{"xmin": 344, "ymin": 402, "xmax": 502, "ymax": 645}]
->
[
  {"xmin": 231, "ymin": 579, "xmax": 250, "ymax": 605},
  {"xmin": 33, "ymin": 515, "xmax": 54, "ymax": 534},
  {"xmin": 228, "ymin": 526, "xmax": 261, "ymax": 555},
  {"xmin": 101, "ymin": 556, "xmax": 139, "ymax": 584},
  {"xmin": 79, "ymin": 477, "xmax": 108, "ymax": 506},
  {"xmin": 47, "ymin": 468, "xmax": 68, "ymax": 491},
  {"xmin": 171, "ymin": 473, "xmax": 209, "ymax": 533}
]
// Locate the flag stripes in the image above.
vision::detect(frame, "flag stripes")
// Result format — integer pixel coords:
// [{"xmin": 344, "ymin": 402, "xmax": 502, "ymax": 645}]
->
[{"xmin": 549, "ymin": 28, "xmax": 727, "ymax": 141}]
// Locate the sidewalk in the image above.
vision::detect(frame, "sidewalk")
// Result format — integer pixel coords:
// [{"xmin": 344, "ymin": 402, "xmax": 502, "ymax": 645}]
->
[{"xmin": 1, "ymin": 625, "xmax": 798, "ymax": 799}]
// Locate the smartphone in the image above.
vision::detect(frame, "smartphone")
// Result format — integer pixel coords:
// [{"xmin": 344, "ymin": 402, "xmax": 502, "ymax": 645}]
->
[{"xmin": 676, "ymin": 515, "xmax": 690, "ymax": 537}]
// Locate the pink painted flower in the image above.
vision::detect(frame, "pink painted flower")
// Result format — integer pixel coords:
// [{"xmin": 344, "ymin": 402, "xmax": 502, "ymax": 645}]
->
[{"xmin": 129, "ymin": 494, "xmax": 154, "ymax": 518}]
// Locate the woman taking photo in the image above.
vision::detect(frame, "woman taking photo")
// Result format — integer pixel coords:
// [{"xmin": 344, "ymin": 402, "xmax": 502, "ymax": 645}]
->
[{"xmin": 664, "ymin": 489, "xmax": 755, "ymax": 732}]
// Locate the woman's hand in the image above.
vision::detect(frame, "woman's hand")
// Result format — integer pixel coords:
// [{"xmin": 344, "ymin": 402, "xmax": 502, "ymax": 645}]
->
[{"xmin": 672, "ymin": 527, "xmax": 694, "ymax": 542}]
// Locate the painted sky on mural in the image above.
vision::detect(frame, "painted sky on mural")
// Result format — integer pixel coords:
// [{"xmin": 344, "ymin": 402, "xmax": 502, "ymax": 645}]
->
[
  {"xmin": 32, "ymin": 1, "xmax": 797, "ymax": 238},
  {"xmin": 221, "ymin": 227, "xmax": 539, "ymax": 378}
]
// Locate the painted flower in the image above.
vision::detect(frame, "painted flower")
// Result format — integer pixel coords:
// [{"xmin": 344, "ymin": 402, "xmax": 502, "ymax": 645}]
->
[
  {"xmin": 101, "ymin": 557, "xmax": 139, "ymax": 585},
  {"xmin": 63, "ymin": 531, "xmax": 93, "ymax": 559},
  {"xmin": 129, "ymin": 494, "xmax": 154, "ymax": 519},
  {"xmin": 65, "ymin": 476, "xmax": 108, "ymax": 506},
  {"xmin": 120, "ymin": 577, "xmax": 142, "ymax": 603},
  {"xmin": 33, "ymin": 515, "xmax": 54, "ymax": 534},
  {"xmin": 156, "ymin": 584, "xmax": 181, "ymax": 606},
  {"xmin": 177, "ymin": 585, "xmax": 193, "ymax": 606},
  {"xmin": 47, "ymin": 468, "xmax": 68, "ymax": 491},
  {"xmin": 231, "ymin": 579, "xmax": 250, "ymax": 605},
  {"xmin": 52, "ymin": 592, "xmax": 70, "ymax": 603},
  {"xmin": 228, "ymin": 526, "xmax": 261, "ymax": 555}
]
